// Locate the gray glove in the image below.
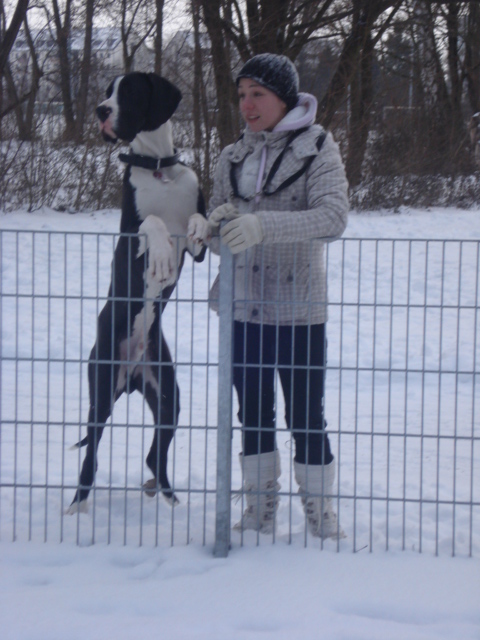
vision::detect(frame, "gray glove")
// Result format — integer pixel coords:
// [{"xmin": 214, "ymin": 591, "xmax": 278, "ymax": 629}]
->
[
  {"xmin": 209, "ymin": 203, "xmax": 240, "ymax": 228},
  {"xmin": 220, "ymin": 214, "xmax": 263, "ymax": 254}
]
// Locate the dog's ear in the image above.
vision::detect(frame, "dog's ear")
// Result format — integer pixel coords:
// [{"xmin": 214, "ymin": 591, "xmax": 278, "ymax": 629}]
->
[{"xmin": 145, "ymin": 73, "xmax": 182, "ymax": 130}]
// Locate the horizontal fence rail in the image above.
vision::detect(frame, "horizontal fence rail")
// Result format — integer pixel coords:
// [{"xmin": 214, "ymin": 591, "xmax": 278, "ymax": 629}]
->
[{"xmin": 0, "ymin": 229, "xmax": 478, "ymax": 557}]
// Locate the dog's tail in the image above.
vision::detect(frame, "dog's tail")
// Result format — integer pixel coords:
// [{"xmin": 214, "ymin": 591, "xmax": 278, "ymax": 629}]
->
[{"xmin": 69, "ymin": 436, "xmax": 88, "ymax": 450}]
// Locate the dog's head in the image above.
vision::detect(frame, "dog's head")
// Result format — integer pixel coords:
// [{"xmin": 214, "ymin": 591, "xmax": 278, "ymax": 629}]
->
[{"xmin": 96, "ymin": 72, "xmax": 182, "ymax": 143}]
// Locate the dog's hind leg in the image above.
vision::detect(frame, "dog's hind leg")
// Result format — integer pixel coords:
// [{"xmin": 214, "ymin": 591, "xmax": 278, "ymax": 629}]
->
[
  {"xmin": 67, "ymin": 348, "xmax": 116, "ymax": 513},
  {"xmin": 67, "ymin": 423, "xmax": 106, "ymax": 513},
  {"xmin": 67, "ymin": 236, "xmax": 145, "ymax": 514},
  {"xmin": 67, "ymin": 311, "xmax": 122, "ymax": 514},
  {"xmin": 141, "ymin": 330, "xmax": 180, "ymax": 505},
  {"xmin": 144, "ymin": 422, "xmax": 178, "ymax": 505}
]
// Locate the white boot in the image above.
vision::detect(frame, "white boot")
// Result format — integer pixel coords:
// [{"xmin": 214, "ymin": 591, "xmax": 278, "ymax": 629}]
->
[
  {"xmin": 294, "ymin": 459, "xmax": 345, "ymax": 539},
  {"xmin": 233, "ymin": 450, "xmax": 281, "ymax": 534}
]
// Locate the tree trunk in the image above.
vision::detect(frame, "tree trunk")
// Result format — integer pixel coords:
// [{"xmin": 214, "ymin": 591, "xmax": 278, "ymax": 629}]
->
[
  {"xmin": 4, "ymin": 63, "xmax": 29, "ymax": 138},
  {"xmin": 3, "ymin": 15, "xmax": 41, "ymax": 141},
  {"xmin": 119, "ymin": 0, "xmax": 154, "ymax": 73},
  {"xmin": 0, "ymin": 0, "xmax": 29, "ymax": 78},
  {"xmin": 346, "ymin": 32, "xmax": 374, "ymax": 187},
  {"xmin": 413, "ymin": 1, "xmax": 451, "ymax": 171},
  {"xmin": 74, "ymin": 0, "xmax": 94, "ymax": 143},
  {"xmin": 52, "ymin": 0, "xmax": 76, "ymax": 141},
  {"xmin": 21, "ymin": 17, "xmax": 42, "ymax": 140},
  {"xmin": 246, "ymin": 0, "xmax": 290, "ymax": 54},
  {"xmin": 121, "ymin": 0, "xmax": 131, "ymax": 72},
  {"xmin": 318, "ymin": 0, "xmax": 389, "ymax": 129},
  {"xmin": 465, "ymin": 2, "xmax": 480, "ymax": 114},
  {"xmin": 192, "ymin": 0, "xmax": 203, "ymax": 150},
  {"xmin": 446, "ymin": 2, "xmax": 468, "ymax": 167},
  {"xmin": 200, "ymin": 0, "xmax": 237, "ymax": 147},
  {"xmin": 192, "ymin": 0, "xmax": 214, "ymax": 200},
  {"xmin": 154, "ymin": 0, "xmax": 165, "ymax": 75}
]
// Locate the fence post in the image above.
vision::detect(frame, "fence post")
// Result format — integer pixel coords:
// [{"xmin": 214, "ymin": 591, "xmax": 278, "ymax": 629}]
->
[{"xmin": 214, "ymin": 240, "xmax": 234, "ymax": 558}]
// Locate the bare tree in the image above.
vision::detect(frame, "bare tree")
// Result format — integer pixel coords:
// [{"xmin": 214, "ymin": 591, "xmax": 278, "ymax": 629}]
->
[
  {"xmin": 190, "ymin": 0, "xmax": 219, "ymax": 200},
  {"xmin": 344, "ymin": 1, "xmax": 376, "ymax": 186},
  {"xmin": 75, "ymin": 0, "xmax": 95, "ymax": 142},
  {"xmin": 319, "ymin": 1, "xmax": 401, "ymax": 128},
  {"xmin": 119, "ymin": 0, "xmax": 155, "ymax": 72},
  {"xmin": 2, "ymin": 0, "xmax": 480, "ymax": 212},
  {"xmin": 3, "ymin": 15, "xmax": 42, "ymax": 140},
  {"xmin": 51, "ymin": 0, "xmax": 76, "ymax": 139},
  {"xmin": 0, "ymin": 0, "xmax": 29, "ymax": 76},
  {"xmin": 409, "ymin": 1, "xmax": 465, "ymax": 172},
  {"xmin": 465, "ymin": 1, "xmax": 480, "ymax": 114},
  {"xmin": 199, "ymin": 0, "xmax": 356, "ymax": 146},
  {"xmin": 154, "ymin": 0, "xmax": 165, "ymax": 74},
  {"xmin": 199, "ymin": 0, "xmax": 238, "ymax": 147}
]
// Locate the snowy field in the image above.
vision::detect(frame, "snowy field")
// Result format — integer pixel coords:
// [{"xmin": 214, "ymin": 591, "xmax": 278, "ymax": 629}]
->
[{"xmin": 1, "ymin": 206, "xmax": 479, "ymax": 640}]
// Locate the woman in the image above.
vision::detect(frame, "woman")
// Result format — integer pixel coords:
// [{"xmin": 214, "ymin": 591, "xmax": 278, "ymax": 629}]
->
[{"xmin": 189, "ymin": 53, "xmax": 349, "ymax": 538}]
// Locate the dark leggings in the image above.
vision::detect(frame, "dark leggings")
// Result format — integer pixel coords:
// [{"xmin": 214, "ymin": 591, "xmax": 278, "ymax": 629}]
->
[{"xmin": 233, "ymin": 321, "xmax": 333, "ymax": 465}]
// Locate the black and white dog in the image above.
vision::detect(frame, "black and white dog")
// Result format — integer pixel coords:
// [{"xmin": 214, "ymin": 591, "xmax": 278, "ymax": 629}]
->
[{"xmin": 67, "ymin": 72, "xmax": 206, "ymax": 514}]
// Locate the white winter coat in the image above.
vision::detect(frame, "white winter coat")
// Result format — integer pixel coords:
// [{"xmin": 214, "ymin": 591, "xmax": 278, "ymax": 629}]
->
[{"xmin": 209, "ymin": 93, "xmax": 349, "ymax": 325}]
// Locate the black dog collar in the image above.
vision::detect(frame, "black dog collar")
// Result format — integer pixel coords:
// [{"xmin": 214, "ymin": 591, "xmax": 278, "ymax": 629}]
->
[{"xmin": 119, "ymin": 151, "xmax": 180, "ymax": 171}]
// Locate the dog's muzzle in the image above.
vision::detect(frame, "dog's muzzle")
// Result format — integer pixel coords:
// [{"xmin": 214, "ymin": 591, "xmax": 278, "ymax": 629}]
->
[
  {"xmin": 96, "ymin": 105, "xmax": 117, "ymax": 142},
  {"xmin": 96, "ymin": 105, "xmax": 112, "ymax": 122}
]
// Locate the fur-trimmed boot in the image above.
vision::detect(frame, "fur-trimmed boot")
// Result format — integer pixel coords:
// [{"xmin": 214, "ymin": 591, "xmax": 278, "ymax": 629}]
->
[
  {"xmin": 294, "ymin": 459, "xmax": 345, "ymax": 539},
  {"xmin": 233, "ymin": 450, "xmax": 281, "ymax": 534}
]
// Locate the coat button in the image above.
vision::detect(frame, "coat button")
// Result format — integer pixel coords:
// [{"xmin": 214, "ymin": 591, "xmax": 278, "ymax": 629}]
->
[
  {"xmin": 287, "ymin": 274, "xmax": 294, "ymax": 282},
  {"xmin": 252, "ymin": 309, "xmax": 259, "ymax": 316},
  {"xmin": 252, "ymin": 265, "xmax": 259, "ymax": 272}
]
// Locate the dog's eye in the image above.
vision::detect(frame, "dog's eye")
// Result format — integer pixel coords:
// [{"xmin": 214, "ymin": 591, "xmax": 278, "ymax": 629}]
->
[{"xmin": 106, "ymin": 81, "xmax": 115, "ymax": 99}]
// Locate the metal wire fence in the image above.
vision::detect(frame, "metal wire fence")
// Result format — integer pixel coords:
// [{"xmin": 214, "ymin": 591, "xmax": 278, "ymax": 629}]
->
[{"xmin": 0, "ymin": 229, "xmax": 478, "ymax": 556}]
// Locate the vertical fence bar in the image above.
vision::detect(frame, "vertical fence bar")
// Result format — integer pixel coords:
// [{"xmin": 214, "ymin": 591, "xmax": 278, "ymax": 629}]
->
[
  {"xmin": 214, "ymin": 240, "xmax": 234, "ymax": 558},
  {"xmin": 13, "ymin": 232, "xmax": 19, "ymax": 542},
  {"xmin": 0, "ymin": 232, "xmax": 3, "ymax": 539},
  {"xmin": 470, "ymin": 242, "xmax": 479, "ymax": 557},
  {"xmin": 353, "ymin": 239, "xmax": 362, "ymax": 551},
  {"xmin": 419, "ymin": 240, "xmax": 429, "ymax": 553},
  {"xmin": 452, "ymin": 242, "xmax": 462, "ymax": 556}
]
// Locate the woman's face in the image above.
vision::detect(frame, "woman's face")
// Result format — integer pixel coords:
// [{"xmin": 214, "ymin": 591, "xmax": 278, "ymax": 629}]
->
[{"xmin": 238, "ymin": 78, "xmax": 288, "ymax": 132}]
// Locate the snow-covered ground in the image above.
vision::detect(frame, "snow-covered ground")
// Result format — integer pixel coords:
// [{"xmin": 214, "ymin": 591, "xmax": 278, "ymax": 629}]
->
[{"xmin": 0, "ymin": 206, "xmax": 479, "ymax": 640}]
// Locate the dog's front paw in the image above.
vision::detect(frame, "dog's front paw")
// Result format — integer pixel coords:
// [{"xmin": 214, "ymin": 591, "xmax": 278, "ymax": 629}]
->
[
  {"xmin": 138, "ymin": 216, "xmax": 176, "ymax": 286},
  {"xmin": 146, "ymin": 239, "xmax": 175, "ymax": 286},
  {"xmin": 188, "ymin": 213, "xmax": 211, "ymax": 244}
]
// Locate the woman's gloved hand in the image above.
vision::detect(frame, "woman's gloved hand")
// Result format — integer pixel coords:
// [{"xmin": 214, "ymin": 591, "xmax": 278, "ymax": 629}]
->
[
  {"xmin": 220, "ymin": 214, "xmax": 263, "ymax": 254},
  {"xmin": 208, "ymin": 203, "xmax": 240, "ymax": 229}
]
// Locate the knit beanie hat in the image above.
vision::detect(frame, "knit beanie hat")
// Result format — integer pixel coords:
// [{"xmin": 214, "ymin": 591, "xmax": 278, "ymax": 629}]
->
[{"xmin": 236, "ymin": 53, "xmax": 299, "ymax": 111}]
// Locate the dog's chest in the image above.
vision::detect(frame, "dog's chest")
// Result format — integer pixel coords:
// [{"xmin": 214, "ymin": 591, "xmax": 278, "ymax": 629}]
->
[{"xmin": 130, "ymin": 166, "xmax": 198, "ymax": 234}]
